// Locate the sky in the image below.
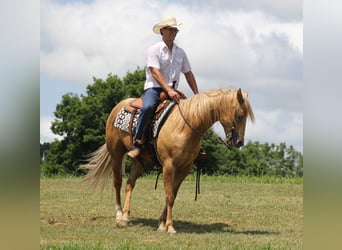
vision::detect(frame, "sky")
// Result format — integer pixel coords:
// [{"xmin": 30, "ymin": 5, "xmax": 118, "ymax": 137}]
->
[{"xmin": 40, "ymin": 0, "xmax": 303, "ymax": 152}]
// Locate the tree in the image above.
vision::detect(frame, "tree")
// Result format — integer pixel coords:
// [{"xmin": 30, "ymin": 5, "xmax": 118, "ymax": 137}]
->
[
  {"xmin": 40, "ymin": 142, "xmax": 50, "ymax": 163},
  {"xmin": 41, "ymin": 69, "xmax": 145, "ymax": 176},
  {"xmin": 41, "ymin": 67, "xmax": 303, "ymax": 178},
  {"xmin": 198, "ymin": 139, "xmax": 303, "ymax": 177}
]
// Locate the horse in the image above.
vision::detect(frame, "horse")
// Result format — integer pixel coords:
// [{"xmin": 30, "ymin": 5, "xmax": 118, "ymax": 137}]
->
[{"xmin": 81, "ymin": 88, "xmax": 255, "ymax": 234}]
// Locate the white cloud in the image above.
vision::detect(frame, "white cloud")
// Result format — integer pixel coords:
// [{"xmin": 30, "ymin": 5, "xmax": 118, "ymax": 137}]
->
[
  {"xmin": 40, "ymin": 116, "xmax": 63, "ymax": 143},
  {"xmin": 178, "ymin": 0, "xmax": 302, "ymax": 20},
  {"xmin": 215, "ymin": 10, "xmax": 302, "ymax": 54},
  {"xmin": 245, "ymin": 109, "xmax": 303, "ymax": 152},
  {"xmin": 41, "ymin": 0, "xmax": 302, "ymax": 83},
  {"xmin": 40, "ymin": 0, "xmax": 303, "ymax": 151},
  {"xmin": 41, "ymin": 0, "xmax": 162, "ymax": 83}
]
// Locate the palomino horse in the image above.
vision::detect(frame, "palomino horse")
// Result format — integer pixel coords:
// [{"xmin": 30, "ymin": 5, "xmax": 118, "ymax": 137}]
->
[{"xmin": 82, "ymin": 88, "xmax": 255, "ymax": 234}]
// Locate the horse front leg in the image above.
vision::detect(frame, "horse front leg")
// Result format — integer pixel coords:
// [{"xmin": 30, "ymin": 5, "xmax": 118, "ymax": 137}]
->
[
  {"xmin": 158, "ymin": 165, "xmax": 192, "ymax": 234},
  {"xmin": 159, "ymin": 163, "xmax": 177, "ymax": 235},
  {"xmin": 157, "ymin": 206, "xmax": 167, "ymax": 233},
  {"xmin": 118, "ymin": 158, "xmax": 143, "ymax": 227}
]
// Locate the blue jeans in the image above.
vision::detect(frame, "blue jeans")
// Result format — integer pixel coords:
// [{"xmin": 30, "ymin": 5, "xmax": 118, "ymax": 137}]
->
[{"xmin": 134, "ymin": 87, "xmax": 163, "ymax": 140}]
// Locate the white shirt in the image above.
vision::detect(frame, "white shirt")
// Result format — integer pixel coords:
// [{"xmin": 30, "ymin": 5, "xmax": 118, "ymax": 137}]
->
[{"xmin": 144, "ymin": 41, "xmax": 191, "ymax": 90}]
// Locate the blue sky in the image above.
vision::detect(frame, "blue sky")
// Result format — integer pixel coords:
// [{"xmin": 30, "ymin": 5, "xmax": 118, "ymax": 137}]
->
[{"xmin": 40, "ymin": 0, "xmax": 303, "ymax": 152}]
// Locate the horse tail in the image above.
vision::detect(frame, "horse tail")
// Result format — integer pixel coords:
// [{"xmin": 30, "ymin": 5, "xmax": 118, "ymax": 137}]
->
[{"xmin": 80, "ymin": 144, "xmax": 112, "ymax": 191}]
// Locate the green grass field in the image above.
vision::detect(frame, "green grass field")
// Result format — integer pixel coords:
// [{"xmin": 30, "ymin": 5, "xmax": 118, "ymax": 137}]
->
[{"xmin": 40, "ymin": 175, "xmax": 303, "ymax": 249}]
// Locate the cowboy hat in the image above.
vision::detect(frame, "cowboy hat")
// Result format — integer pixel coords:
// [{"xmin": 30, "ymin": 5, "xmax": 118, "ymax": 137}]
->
[{"xmin": 152, "ymin": 16, "xmax": 182, "ymax": 34}]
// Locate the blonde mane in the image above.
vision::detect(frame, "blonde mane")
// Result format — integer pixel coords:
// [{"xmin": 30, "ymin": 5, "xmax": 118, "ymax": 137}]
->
[{"xmin": 177, "ymin": 88, "xmax": 255, "ymax": 131}]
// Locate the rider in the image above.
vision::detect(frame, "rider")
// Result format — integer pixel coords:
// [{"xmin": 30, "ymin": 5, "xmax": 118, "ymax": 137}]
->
[{"xmin": 127, "ymin": 16, "xmax": 199, "ymax": 158}]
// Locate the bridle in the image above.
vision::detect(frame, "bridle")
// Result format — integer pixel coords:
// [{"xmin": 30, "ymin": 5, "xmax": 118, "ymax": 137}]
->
[
  {"xmin": 222, "ymin": 122, "xmax": 238, "ymax": 149},
  {"xmin": 177, "ymin": 103, "xmax": 238, "ymax": 149}
]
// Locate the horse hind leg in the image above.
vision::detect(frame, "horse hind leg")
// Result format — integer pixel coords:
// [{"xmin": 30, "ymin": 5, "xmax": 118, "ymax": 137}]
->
[
  {"xmin": 111, "ymin": 155, "xmax": 125, "ymax": 224},
  {"xmin": 117, "ymin": 158, "xmax": 143, "ymax": 227}
]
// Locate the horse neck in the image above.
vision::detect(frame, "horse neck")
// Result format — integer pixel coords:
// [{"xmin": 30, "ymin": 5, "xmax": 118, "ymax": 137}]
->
[{"xmin": 180, "ymin": 92, "xmax": 227, "ymax": 135}]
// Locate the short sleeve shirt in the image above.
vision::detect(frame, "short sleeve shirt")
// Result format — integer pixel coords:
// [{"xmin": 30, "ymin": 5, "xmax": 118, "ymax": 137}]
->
[{"xmin": 144, "ymin": 41, "xmax": 191, "ymax": 90}]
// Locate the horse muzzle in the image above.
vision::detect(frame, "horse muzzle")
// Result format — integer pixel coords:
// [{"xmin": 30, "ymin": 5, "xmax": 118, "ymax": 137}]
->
[
  {"xmin": 225, "ymin": 136, "xmax": 244, "ymax": 149},
  {"xmin": 235, "ymin": 139, "xmax": 244, "ymax": 148},
  {"xmin": 225, "ymin": 125, "xmax": 244, "ymax": 149}
]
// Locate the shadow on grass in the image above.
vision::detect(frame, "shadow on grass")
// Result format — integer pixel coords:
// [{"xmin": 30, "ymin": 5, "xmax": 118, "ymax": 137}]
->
[{"xmin": 131, "ymin": 217, "xmax": 279, "ymax": 235}]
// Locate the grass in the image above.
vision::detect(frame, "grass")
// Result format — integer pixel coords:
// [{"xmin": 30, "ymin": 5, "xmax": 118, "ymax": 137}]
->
[{"xmin": 40, "ymin": 175, "xmax": 303, "ymax": 249}]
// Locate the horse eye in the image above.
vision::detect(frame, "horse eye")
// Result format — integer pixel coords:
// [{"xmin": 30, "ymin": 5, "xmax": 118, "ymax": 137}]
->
[{"xmin": 237, "ymin": 115, "xmax": 244, "ymax": 121}]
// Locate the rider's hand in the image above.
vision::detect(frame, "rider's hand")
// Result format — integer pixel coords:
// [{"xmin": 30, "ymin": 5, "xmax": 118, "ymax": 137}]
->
[{"xmin": 167, "ymin": 89, "xmax": 181, "ymax": 103}]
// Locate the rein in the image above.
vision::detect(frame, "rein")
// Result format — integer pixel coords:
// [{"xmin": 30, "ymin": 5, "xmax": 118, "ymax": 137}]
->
[
  {"xmin": 177, "ymin": 103, "xmax": 203, "ymax": 201},
  {"xmin": 153, "ymin": 103, "xmax": 204, "ymax": 201},
  {"xmin": 177, "ymin": 104, "xmax": 203, "ymax": 136},
  {"xmin": 154, "ymin": 151, "xmax": 204, "ymax": 202},
  {"xmin": 218, "ymin": 135, "xmax": 232, "ymax": 149},
  {"xmin": 154, "ymin": 103, "xmax": 234, "ymax": 201}
]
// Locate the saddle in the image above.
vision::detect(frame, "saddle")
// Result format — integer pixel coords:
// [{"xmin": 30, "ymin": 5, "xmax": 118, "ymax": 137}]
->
[
  {"xmin": 124, "ymin": 89, "xmax": 184, "ymax": 114},
  {"xmin": 124, "ymin": 95, "xmax": 170, "ymax": 120},
  {"xmin": 112, "ymin": 90, "xmax": 185, "ymax": 163},
  {"xmin": 124, "ymin": 96, "xmax": 173, "ymax": 141},
  {"xmin": 114, "ymin": 90, "xmax": 184, "ymax": 139}
]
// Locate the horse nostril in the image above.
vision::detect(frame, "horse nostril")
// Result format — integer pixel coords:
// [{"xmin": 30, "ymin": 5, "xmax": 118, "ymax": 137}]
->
[{"xmin": 236, "ymin": 140, "xmax": 244, "ymax": 148}]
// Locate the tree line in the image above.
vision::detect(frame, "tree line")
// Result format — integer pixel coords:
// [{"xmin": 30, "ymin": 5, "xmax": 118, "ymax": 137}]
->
[{"xmin": 40, "ymin": 68, "xmax": 303, "ymax": 177}]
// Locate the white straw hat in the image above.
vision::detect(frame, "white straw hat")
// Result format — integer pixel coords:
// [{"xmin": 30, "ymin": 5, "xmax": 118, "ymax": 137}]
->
[{"xmin": 152, "ymin": 16, "xmax": 182, "ymax": 34}]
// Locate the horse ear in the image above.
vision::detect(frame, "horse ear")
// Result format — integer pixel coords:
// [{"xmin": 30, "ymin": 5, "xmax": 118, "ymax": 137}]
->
[{"xmin": 237, "ymin": 88, "xmax": 244, "ymax": 105}]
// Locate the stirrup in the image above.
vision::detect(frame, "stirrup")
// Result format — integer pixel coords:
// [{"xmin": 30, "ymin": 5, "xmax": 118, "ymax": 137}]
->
[
  {"xmin": 127, "ymin": 139, "xmax": 143, "ymax": 159},
  {"xmin": 127, "ymin": 148, "xmax": 140, "ymax": 159}
]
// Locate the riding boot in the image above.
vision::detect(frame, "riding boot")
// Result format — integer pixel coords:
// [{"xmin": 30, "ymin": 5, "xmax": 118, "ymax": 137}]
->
[{"xmin": 127, "ymin": 139, "xmax": 143, "ymax": 159}]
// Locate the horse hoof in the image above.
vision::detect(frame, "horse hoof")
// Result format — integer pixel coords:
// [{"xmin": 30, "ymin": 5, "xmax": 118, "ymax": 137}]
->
[
  {"xmin": 117, "ymin": 219, "xmax": 129, "ymax": 227},
  {"xmin": 166, "ymin": 226, "xmax": 177, "ymax": 235},
  {"xmin": 167, "ymin": 229, "xmax": 177, "ymax": 235},
  {"xmin": 157, "ymin": 224, "xmax": 167, "ymax": 233}
]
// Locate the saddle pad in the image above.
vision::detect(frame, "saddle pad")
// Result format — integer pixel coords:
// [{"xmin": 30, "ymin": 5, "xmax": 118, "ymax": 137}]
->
[
  {"xmin": 113, "ymin": 108, "xmax": 138, "ymax": 133},
  {"xmin": 113, "ymin": 101, "xmax": 176, "ymax": 138},
  {"xmin": 152, "ymin": 101, "xmax": 176, "ymax": 137}
]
